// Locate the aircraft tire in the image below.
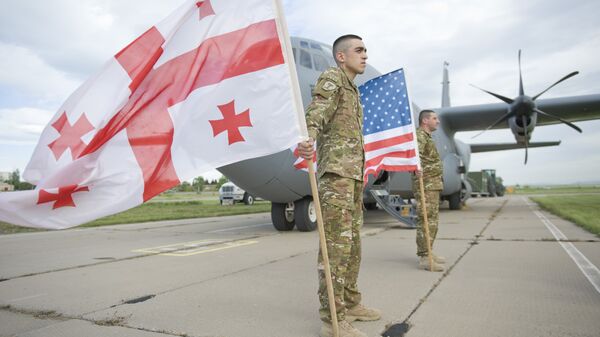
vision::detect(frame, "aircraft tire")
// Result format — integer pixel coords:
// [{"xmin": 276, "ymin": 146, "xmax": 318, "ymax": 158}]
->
[
  {"xmin": 243, "ymin": 193, "xmax": 254, "ymax": 205},
  {"xmin": 271, "ymin": 203, "xmax": 295, "ymax": 231},
  {"xmin": 295, "ymin": 197, "xmax": 317, "ymax": 232},
  {"xmin": 448, "ymin": 192, "xmax": 462, "ymax": 210}
]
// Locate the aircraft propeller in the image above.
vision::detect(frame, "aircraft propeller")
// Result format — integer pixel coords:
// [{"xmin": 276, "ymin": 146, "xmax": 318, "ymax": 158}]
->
[{"xmin": 471, "ymin": 50, "xmax": 581, "ymax": 164}]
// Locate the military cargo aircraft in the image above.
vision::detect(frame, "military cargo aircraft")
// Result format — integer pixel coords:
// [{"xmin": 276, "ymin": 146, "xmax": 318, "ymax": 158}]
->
[{"xmin": 218, "ymin": 37, "xmax": 600, "ymax": 230}]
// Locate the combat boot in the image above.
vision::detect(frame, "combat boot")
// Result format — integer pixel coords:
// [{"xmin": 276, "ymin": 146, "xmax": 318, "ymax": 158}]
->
[
  {"xmin": 419, "ymin": 256, "xmax": 444, "ymax": 272},
  {"xmin": 432, "ymin": 252, "xmax": 446, "ymax": 264},
  {"xmin": 346, "ymin": 303, "xmax": 381, "ymax": 322},
  {"xmin": 320, "ymin": 320, "xmax": 368, "ymax": 337}
]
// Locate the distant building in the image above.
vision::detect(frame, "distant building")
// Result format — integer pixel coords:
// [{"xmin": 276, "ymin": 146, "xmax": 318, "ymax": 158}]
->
[
  {"xmin": 0, "ymin": 171, "xmax": 11, "ymax": 182},
  {"xmin": 0, "ymin": 182, "xmax": 14, "ymax": 192}
]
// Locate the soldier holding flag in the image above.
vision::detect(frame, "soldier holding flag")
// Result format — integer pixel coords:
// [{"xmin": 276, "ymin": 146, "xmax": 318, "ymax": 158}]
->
[
  {"xmin": 297, "ymin": 34, "xmax": 381, "ymax": 337},
  {"xmin": 413, "ymin": 109, "xmax": 446, "ymax": 272}
]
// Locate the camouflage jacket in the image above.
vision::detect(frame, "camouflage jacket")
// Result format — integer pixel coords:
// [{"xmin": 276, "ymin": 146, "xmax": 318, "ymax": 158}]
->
[
  {"xmin": 413, "ymin": 127, "xmax": 443, "ymax": 190},
  {"xmin": 305, "ymin": 67, "xmax": 365, "ymax": 181}
]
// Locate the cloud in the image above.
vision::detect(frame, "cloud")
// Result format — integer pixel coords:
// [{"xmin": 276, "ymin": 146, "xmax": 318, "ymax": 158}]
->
[
  {"xmin": 0, "ymin": 43, "xmax": 80, "ymax": 106},
  {"xmin": 0, "ymin": 107, "xmax": 54, "ymax": 145},
  {"xmin": 0, "ymin": 0, "xmax": 175, "ymax": 78},
  {"xmin": 0, "ymin": 0, "xmax": 599, "ymax": 185}
]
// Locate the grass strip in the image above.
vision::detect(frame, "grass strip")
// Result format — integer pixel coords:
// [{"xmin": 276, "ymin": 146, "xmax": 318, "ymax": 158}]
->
[
  {"xmin": 513, "ymin": 186, "xmax": 600, "ymax": 195},
  {"xmin": 0, "ymin": 200, "xmax": 270, "ymax": 234},
  {"xmin": 530, "ymin": 194, "xmax": 600, "ymax": 236}
]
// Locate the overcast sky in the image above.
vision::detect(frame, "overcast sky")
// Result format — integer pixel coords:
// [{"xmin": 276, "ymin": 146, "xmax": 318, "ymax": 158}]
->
[{"xmin": 1, "ymin": 0, "xmax": 599, "ymax": 185}]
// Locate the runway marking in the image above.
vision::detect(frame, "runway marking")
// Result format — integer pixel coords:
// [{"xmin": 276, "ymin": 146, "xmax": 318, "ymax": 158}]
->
[
  {"xmin": 525, "ymin": 198, "xmax": 600, "ymax": 294},
  {"xmin": 132, "ymin": 239, "xmax": 258, "ymax": 257},
  {"xmin": 206, "ymin": 223, "xmax": 271, "ymax": 233},
  {"xmin": 8, "ymin": 293, "xmax": 46, "ymax": 303}
]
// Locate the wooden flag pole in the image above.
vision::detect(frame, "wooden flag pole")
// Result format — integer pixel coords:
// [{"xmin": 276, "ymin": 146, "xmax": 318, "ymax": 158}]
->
[
  {"xmin": 307, "ymin": 158, "xmax": 339, "ymax": 337},
  {"xmin": 418, "ymin": 175, "xmax": 434, "ymax": 272}
]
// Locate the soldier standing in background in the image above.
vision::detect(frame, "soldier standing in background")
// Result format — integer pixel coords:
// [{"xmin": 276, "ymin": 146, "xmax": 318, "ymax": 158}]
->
[
  {"xmin": 297, "ymin": 34, "xmax": 380, "ymax": 337},
  {"xmin": 413, "ymin": 109, "xmax": 446, "ymax": 272}
]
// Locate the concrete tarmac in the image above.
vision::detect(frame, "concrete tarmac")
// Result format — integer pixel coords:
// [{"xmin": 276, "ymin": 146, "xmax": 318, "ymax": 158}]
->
[{"xmin": 1, "ymin": 195, "xmax": 599, "ymax": 337}]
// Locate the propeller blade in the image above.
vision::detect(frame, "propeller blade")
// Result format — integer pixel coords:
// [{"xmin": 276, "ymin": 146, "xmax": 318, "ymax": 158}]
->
[
  {"xmin": 534, "ymin": 108, "xmax": 582, "ymax": 133},
  {"xmin": 471, "ymin": 112, "xmax": 514, "ymax": 138},
  {"xmin": 523, "ymin": 115, "xmax": 528, "ymax": 164},
  {"xmin": 532, "ymin": 71, "xmax": 579, "ymax": 101},
  {"xmin": 518, "ymin": 50, "xmax": 524, "ymax": 96},
  {"xmin": 470, "ymin": 84, "xmax": 514, "ymax": 104}
]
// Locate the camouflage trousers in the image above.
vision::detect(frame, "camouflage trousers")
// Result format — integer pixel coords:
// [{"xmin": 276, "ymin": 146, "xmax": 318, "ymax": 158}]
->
[
  {"xmin": 414, "ymin": 189, "xmax": 441, "ymax": 257},
  {"xmin": 317, "ymin": 173, "xmax": 363, "ymax": 323}
]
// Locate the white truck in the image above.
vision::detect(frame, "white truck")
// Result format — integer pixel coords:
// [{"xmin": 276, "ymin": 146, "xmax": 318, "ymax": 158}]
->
[{"xmin": 218, "ymin": 182, "xmax": 257, "ymax": 205}]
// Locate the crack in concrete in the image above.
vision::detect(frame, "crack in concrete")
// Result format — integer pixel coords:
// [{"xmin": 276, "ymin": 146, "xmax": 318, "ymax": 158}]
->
[
  {"xmin": 1, "ymin": 228, "xmax": 313, "ymax": 336},
  {"xmin": 389, "ymin": 199, "xmax": 509, "ymax": 336},
  {"xmin": 81, "ymin": 249, "xmax": 315, "ymax": 318},
  {"xmin": 1, "ymin": 303, "xmax": 211, "ymax": 337}
]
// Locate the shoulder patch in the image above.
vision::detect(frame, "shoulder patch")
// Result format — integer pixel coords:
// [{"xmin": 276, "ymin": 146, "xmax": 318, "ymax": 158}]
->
[{"xmin": 322, "ymin": 80, "xmax": 338, "ymax": 91}]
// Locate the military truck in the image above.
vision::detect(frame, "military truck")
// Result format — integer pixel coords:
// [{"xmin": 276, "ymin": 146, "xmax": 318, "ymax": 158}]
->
[
  {"xmin": 467, "ymin": 169, "xmax": 505, "ymax": 197},
  {"xmin": 467, "ymin": 171, "xmax": 490, "ymax": 197}
]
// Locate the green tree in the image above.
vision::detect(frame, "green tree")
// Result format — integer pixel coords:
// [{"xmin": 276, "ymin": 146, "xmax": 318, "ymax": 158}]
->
[
  {"xmin": 216, "ymin": 176, "xmax": 228, "ymax": 189},
  {"xmin": 177, "ymin": 181, "xmax": 193, "ymax": 192},
  {"xmin": 192, "ymin": 176, "xmax": 205, "ymax": 193},
  {"xmin": 17, "ymin": 182, "xmax": 35, "ymax": 190},
  {"xmin": 9, "ymin": 169, "xmax": 20, "ymax": 187}
]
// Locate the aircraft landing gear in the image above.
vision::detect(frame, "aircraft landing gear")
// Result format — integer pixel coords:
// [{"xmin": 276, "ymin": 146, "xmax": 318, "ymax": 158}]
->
[
  {"xmin": 295, "ymin": 197, "xmax": 317, "ymax": 232},
  {"xmin": 271, "ymin": 198, "xmax": 318, "ymax": 232},
  {"xmin": 448, "ymin": 191, "xmax": 462, "ymax": 210},
  {"xmin": 271, "ymin": 202, "xmax": 294, "ymax": 231}
]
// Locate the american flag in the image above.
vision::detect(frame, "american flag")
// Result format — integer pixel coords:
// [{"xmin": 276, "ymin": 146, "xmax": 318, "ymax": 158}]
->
[{"xmin": 360, "ymin": 68, "xmax": 419, "ymax": 182}]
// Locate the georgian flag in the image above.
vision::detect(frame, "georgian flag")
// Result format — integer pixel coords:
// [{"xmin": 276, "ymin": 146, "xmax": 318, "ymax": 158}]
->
[{"xmin": 0, "ymin": 0, "xmax": 307, "ymax": 229}]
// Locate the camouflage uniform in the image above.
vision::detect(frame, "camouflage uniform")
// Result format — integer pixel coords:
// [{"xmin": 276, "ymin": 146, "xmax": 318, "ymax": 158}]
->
[
  {"xmin": 305, "ymin": 67, "xmax": 365, "ymax": 323},
  {"xmin": 412, "ymin": 127, "xmax": 443, "ymax": 257}
]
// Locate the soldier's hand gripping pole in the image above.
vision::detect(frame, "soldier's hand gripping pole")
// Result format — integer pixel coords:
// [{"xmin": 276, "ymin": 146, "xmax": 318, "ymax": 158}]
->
[
  {"xmin": 418, "ymin": 175, "xmax": 434, "ymax": 272},
  {"xmin": 308, "ymin": 159, "xmax": 339, "ymax": 337}
]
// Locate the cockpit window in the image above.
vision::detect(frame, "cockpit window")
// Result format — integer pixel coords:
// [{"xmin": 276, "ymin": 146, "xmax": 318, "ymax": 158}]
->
[
  {"xmin": 299, "ymin": 49, "xmax": 313, "ymax": 69},
  {"xmin": 312, "ymin": 54, "xmax": 329, "ymax": 72},
  {"xmin": 300, "ymin": 41, "xmax": 309, "ymax": 48},
  {"xmin": 310, "ymin": 42, "xmax": 322, "ymax": 50}
]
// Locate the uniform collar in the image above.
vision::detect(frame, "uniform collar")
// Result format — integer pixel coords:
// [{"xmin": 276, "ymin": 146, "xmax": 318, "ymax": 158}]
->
[
  {"xmin": 418, "ymin": 127, "xmax": 433, "ymax": 138},
  {"xmin": 337, "ymin": 67, "xmax": 359, "ymax": 93}
]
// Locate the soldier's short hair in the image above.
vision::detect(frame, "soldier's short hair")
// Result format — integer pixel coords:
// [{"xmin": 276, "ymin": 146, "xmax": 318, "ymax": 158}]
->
[
  {"xmin": 332, "ymin": 34, "xmax": 363, "ymax": 64},
  {"xmin": 419, "ymin": 109, "xmax": 436, "ymax": 125}
]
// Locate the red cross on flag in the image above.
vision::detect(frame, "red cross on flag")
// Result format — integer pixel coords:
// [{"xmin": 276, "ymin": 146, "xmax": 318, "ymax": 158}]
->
[{"xmin": 0, "ymin": 0, "xmax": 307, "ymax": 229}]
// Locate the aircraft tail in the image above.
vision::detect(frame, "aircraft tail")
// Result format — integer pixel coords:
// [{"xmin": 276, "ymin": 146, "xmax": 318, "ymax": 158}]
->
[{"xmin": 441, "ymin": 61, "xmax": 451, "ymax": 108}]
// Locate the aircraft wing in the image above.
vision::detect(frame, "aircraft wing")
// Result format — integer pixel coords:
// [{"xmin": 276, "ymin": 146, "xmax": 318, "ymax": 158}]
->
[
  {"xmin": 470, "ymin": 141, "xmax": 561, "ymax": 153},
  {"xmin": 439, "ymin": 94, "xmax": 600, "ymax": 132}
]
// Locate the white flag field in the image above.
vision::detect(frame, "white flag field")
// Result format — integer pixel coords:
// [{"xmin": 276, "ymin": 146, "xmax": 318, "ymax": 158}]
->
[{"xmin": 0, "ymin": 0, "xmax": 307, "ymax": 229}]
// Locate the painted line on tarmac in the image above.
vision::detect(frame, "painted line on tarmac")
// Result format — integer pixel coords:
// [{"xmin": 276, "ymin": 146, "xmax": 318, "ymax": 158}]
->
[
  {"xmin": 7, "ymin": 293, "xmax": 46, "ymax": 303},
  {"xmin": 132, "ymin": 239, "xmax": 258, "ymax": 257},
  {"xmin": 206, "ymin": 223, "xmax": 271, "ymax": 233},
  {"xmin": 525, "ymin": 197, "xmax": 600, "ymax": 294}
]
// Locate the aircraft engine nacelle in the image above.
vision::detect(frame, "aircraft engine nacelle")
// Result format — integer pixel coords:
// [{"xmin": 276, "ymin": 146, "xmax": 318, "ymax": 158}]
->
[{"xmin": 508, "ymin": 113, "xmax": 537, "ymax": 143}]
